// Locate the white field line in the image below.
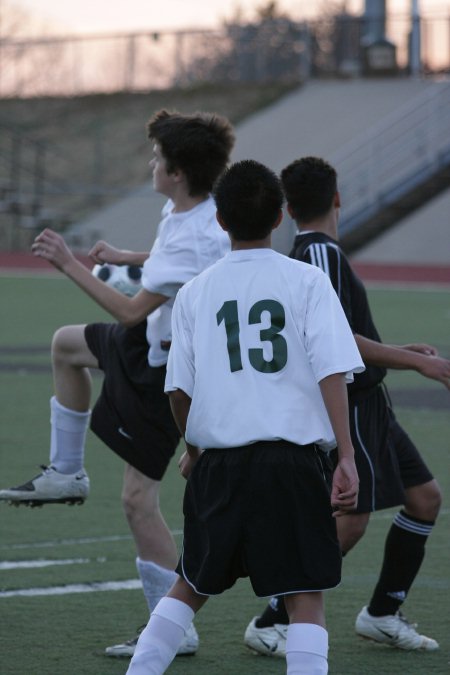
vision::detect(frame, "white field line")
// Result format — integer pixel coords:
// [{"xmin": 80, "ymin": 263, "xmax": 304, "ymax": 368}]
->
[
  {"xmin": 1, "ymin": 511, "xmax": 448, "ymax": 554},
  {"xmin": 0, "ymin": 558, "xmax": 96, "ymax": 570},
  {"xmin": 3, "ymin": 509, "xmax": 450, "ymax": 554},
  {"xmin": 0, "ymin": 530, "xmax": 183, "ymax": 551},
  {"xmin": 0, "ymin": 579, "xmax": 142, "ymax": 598},
  {"xmin": 1, "ymin": 511, "xmax": 448, "ymax": 598}
]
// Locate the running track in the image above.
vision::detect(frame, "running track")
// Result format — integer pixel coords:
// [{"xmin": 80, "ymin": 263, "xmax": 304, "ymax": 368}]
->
[{"xmin": 1, "ymin": 252, "xmax": 450, "ymax": 286}]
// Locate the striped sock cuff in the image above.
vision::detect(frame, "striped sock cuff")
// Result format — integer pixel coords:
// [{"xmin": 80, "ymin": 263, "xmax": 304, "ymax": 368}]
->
[{"xmin": 393, "ymin": 510, "xmax": 434, "ymax": 536}]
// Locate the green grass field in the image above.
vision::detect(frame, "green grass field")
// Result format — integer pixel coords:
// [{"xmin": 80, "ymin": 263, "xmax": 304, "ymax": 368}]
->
[{"xmin": 0, "ymin": 273, "xmax": 449, "ymax": 674}]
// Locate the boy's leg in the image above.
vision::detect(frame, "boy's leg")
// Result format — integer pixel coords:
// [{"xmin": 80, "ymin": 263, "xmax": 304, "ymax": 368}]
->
[
  {"xmin": 51, "ymin": 325, "xmax": 97, "ymax": 412},
  {"xmin": 122, "ymin": 464, "xmax": 178, "ymax": 573},
  {"xmin": 126, "ymin": 578, "xmax": 207, "ymax": 675},
  {"xmin": 365, "ymin": 479, "xmax": 440, "ymax": 616},
  {"xmin": 356, "ymin": 479, "xmax": 440, "ymax": 651},
  {"xmin": 284, "ymin": 592, "xmax": 328, "ymax": 675},
  {"xmin": 49, "ymin": 325, "xmax": 96, "ymax": 473},
  {"xmin": 244, "ymin": 512, "xmax": 370, "ymax": 656},
  {"xmin": 0, "ymin": 325, "xmax": 95, "ymax": 505},
  {"xmin": 106, "ymin": 465, "xmax": 199, "ymax": 658}
]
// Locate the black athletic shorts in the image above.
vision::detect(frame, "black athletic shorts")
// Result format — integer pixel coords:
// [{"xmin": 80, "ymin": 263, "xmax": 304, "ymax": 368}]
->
[
  {"xmin": 349, "ymin": 385, "xmax": 433, "ymax": 513},
  {"xmin": 85, "ymin": 321, "xmax": 180, "ymax": 481},
  {"xmin": 176, "ymin": 440, "xmax": 341, "ymax": 598}
]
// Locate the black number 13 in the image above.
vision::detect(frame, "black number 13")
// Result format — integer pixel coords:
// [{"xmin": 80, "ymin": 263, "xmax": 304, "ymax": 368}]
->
[{"xmin": 216, "ymin": 299, "xmax": 288, "ymax": 373}]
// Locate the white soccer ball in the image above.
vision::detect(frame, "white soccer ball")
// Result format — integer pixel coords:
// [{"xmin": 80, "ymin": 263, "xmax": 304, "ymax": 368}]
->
[{"xmin": 92, "ymin": 263, "xmax": 143, "ymax": 297}]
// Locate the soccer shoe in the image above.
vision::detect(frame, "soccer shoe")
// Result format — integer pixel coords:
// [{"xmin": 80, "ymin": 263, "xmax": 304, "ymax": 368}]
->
[
  {"xmin": 105, "ymin": 622, "xmax": 199, "ymax": 658},
  {"xmin": 244, "ymin": 617, "xmax": 287, "ymax": 658},
  {"xmin": 0, "ymin": 465, "xmax": 89, "ymax": 506},
  {"xmin": 104, "ymin": 626, "xmax": 144, "ymax": 658},
  {"xmin": 355, "ymin": 606, "xmax": 439, "ymax": 651}
]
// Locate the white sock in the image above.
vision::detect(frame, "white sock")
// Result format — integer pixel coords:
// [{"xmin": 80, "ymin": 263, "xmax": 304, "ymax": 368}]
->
[
  {"xmin": 49, "ymin": 396, "xmax": 90, "ymax": 474},
  {"xmin": 286, "ymin": 623, "xmax": 328, "ymax": 675},
  {"xmin": 126, "ymin": 597, "xmax": 194, "ymax": 675},
  {"xmin": 136, "ymin": 558, "xmax": 178, "ymax": 614}
]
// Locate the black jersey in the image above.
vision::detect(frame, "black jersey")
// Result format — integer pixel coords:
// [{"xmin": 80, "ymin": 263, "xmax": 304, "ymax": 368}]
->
[{"xmin": 289, "ymin": 231, "xmax": 386, "ymax": 397}]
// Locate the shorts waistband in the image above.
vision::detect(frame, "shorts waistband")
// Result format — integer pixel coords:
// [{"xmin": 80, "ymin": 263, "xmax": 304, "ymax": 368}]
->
[{"xmin": 204, "ymin": 440, "xmax": 316, "ymax": 453}]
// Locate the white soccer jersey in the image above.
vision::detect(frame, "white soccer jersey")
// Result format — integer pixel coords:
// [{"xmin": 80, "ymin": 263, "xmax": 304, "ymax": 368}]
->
[
  {"xmin": 166, "ymin": 248, "xmax": 365, "ymax": 451},
  {"xmin": 141, "ymin": 197, "xmax": 230, "ymax": 367}
]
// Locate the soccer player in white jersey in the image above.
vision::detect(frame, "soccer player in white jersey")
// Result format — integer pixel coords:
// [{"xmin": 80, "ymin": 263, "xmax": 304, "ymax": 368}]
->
[
  {"xmin": 0, "ymin": 110, "xmax": 235, "ymax": 658},
  {"xmin": 245, "ymin": 156, "xmax": 450, "ymax": 656},
  {"xmin": 125, "ymin": 159, "xmax": 364, "ymax": 675}
]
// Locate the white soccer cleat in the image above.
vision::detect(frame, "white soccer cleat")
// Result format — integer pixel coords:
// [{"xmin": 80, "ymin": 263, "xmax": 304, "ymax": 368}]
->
[
  {"xmin": 105, "ymin": 623, "xmax": 199, "ymax": 658},
  {"xmin": 244, "ymin": 617, "xmax": 287, "ymax": 658},
  {"xmin": 177, "ymin": 623, "xmax": 199, "ymax": 655},
  {"xmin": 104, "ymin": 626, "xmax": 144, "ymax": 658},
  {"xmin": 355, "ymin": 606, "xmax": 439, "ymax": 651},
  {"xmin": 0, "ymin": 465, "xmax": 89, "ymax": 506}
]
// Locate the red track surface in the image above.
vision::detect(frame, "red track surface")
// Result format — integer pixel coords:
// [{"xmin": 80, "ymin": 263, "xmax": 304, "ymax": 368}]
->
[
  {"xmin": 0, "ymin": 252, "xmax": 92, "ymax": 271},
  {"xmin": 1, "ymin": 252, "xmax": 450, "ymax": 285},
  {"xmin": 351, "ymin": 262, "xmax": 450, "ymax": 286}
]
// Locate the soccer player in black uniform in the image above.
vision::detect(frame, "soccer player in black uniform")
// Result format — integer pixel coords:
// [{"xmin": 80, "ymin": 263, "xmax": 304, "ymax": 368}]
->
[{"xmin": 244, "ymin": 156, "xmax": 450, "ymax": 655}]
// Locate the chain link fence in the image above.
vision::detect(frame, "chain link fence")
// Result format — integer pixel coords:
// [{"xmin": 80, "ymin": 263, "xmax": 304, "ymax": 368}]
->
[{"xmin": 0, "ymin": 14, "xmax": 449, "ymax": 98}]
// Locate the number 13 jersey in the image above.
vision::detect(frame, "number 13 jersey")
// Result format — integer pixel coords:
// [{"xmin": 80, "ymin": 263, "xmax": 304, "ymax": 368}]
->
[{"xmin": 165, "ymin": 248, "xmax": 364, "ymax": 451}]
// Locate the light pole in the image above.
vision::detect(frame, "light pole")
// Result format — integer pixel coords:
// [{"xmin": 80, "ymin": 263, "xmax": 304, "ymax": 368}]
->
[
  {"xmin": 363, "ymin": 0, "xmax": 386, "ymax": 44},
  {"xmin": 409, "ymin": 0, "xmax": 421, "ymax": 76}
]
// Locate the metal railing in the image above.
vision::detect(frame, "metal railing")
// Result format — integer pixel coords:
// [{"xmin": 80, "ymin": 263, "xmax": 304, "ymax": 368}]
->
[
  {"xmin": 0, "ymin": 14, "xmax": 449, "ymax": 98},
  {"xmin": 331, "ymin": 81, "xmax": 450, "ymax": 238}
]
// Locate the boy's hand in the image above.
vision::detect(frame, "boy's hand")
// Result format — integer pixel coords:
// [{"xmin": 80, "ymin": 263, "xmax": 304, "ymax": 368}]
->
[
  {"xmin": 31, "ymin": 228, "xmax": 75, "ymax": 272},
  {"xmin": 178, "ymin": 447, "xmax": 202, "ymax": 479},
  {"xmin": 401, "ymin": 343, "xmax": 438, "ymax": 356},
  {"xmin": 89, "ymin": 240, "xmax": 124, "ymax": 265},
  {"xmin": 331, "ymin": 456, "xmax": 359, "ymax": 517}
]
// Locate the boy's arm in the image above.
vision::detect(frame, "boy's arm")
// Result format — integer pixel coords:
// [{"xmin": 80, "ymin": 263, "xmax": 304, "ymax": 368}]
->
[
  {"xmin": 355, "ymin": 334, "xmax": 450, "ymax": 390},
  {"xmin": 32, "ymin": 228, "xmax": 167, "ymax": 326},
  {"xmin": 318, "ymin": 372, "xmax": 359, "ymax": 516},
  {"xmin": 168, "ymin": 388, "xmax": 202, "ymax": 479},
  {"xmin": 89, "ymin": 240, "xmax": 149, "ymax": 267}
]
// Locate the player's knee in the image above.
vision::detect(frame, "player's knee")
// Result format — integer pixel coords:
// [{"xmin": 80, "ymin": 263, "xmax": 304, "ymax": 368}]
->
[
  {"xmin": 121, "ymin": 485, "xmax": 141, "ymax": 520},
  {"xmin": 337, "ymin": 514, "xmax": 369, "ymax": 554},
  {"xmin": 51, "ymin": 325, "xmax": 86, "ymax": 363},
  {"xmin": 122, "ymin": 468, "xmax": 161, "ymax": 524},
  {"xmin": 428, "ymin": 481, "xmax": 442, "ymax": 519},
  {"xmin": 121, "ymin": 484, "xmax": 157, "ymax": 522},
  {"xmin": 404, "ymin": 479, "xmax": 442, "ymax": 522},
  {"xmin": 52, "ymin": 326, "xmax": 71, "ymax": 359}
]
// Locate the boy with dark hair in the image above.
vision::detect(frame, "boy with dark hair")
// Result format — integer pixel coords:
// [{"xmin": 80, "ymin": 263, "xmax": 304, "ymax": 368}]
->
[
  {"xmin": 0, "ymin": 109, "xmax": 235, "ymax": 657},
  {"xmin": 244, "ymin": 155, "xmax": 450, "ymax": 656},
  {"xmin": 125, "ymin": 159, "xmax": 364, "ymax": 675}
]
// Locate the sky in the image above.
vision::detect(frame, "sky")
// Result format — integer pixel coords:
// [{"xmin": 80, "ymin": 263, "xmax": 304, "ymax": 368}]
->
[{"xmin": 9, "ymin": 0, "xmax": 450, "ymax": 36}]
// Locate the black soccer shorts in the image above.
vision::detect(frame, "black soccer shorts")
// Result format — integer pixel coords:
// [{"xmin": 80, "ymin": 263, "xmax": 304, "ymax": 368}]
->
[
  {"xmin": 177, "ymin": 440, "xmax": 341, "ymax": 597},
  {"xmin": 85, "ymin": 321, "xmax": 180, "ymax": 481},
  {"xmin": 349, "ymin": 385, "xmax": 433, "ymax": 513}
]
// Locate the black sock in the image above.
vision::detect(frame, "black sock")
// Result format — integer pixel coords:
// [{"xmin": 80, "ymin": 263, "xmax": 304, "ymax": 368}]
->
[
  {"xmin": 255, "ymin": 596, "xmax": 289, "ymax": 627},
  {"xmin": 368, "ymin": 510, "xmax": 434, "ymax": 617}
]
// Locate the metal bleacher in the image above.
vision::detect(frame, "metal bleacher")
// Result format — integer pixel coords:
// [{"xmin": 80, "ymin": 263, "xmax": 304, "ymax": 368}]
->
[{"xmin": 331, "ymin": 81, "xmax": 450, "ymax": 252}]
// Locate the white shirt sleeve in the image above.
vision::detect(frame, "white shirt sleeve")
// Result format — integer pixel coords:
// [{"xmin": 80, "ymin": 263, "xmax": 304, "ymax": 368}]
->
[
  {"xmin": 165, "ymin": 289, "xmax": 195, "ymax": 397},
  {"xmin": 142, "ymin": 236, "xmax": 200, "ymax": 298},
  {"xmin": 303, "ymin": 271, "xmax": 365, "ymax": 383}
]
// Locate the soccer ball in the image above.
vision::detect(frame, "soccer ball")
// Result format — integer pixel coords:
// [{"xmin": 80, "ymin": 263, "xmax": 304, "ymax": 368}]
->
[{"xmin": 92, "ymin": 263, "xmax": 143, "ymax": 297}]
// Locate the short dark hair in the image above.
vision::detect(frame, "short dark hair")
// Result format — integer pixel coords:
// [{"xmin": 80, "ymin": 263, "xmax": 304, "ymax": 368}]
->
[
  {"xmin": 281, "ymin": 156, "xmax": 337, "ymax": 223},
  {"xmin": 213, "ymin": 160, "xmax": 283, "ymax": 241},
  {"xmin": 147, "ymin": 109, "xmax": 235, "ymax": 196}
]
